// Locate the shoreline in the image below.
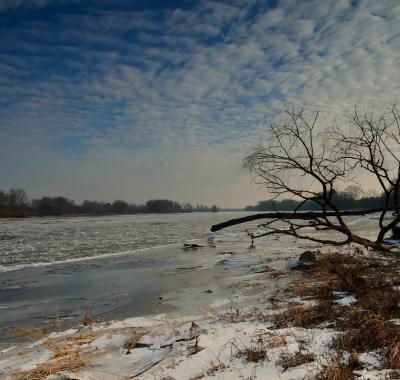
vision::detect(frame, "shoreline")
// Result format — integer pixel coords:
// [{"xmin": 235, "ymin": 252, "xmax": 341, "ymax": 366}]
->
[
  {"xmin": 0, "ymin": 210, "xmax": 242, "ymax": 220},
  {"xmin": 0, "ymin": 239, "xmax": 299, "ymax": 345},
  {"xmin": 0, "ymin": 246, "xmax": 298, "ymax": 379},
  {"xmin": 3, "ymin": 247, "xmax": 400, "ymax": 379}
]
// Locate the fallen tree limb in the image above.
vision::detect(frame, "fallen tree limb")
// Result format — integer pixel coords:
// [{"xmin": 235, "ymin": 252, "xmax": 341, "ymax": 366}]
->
[{"xmin": 210, "ymin": 207, "xmax": 393, "ymax": 232}]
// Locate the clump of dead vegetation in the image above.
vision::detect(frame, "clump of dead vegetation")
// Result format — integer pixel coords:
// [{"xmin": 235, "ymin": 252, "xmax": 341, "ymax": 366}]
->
[
  {"xmin": 9, "ymin": 316, "xmax": 92, "ymax": 380},
  {"xmin": 7, "ymin": 308, "xmax": 152, "ymax": 380},
  {"xmin": 222, "ymin": 330, "xmax": 269, "ymax": 364},
  {"xmin": 335, "ymin": 312, "xmax": 400, "ymax": 353},
  {"xmin": 277, "ymin": 351, "xmax": 314, "ymax": 371},
  {"xmin": 237, "ymin": 334, "xmax": 269, "ymax": 363},
  {"xmin": 315, "ymin": 355, "xmax": 356, "ymax": 380},
  {"xmin": 386, "ymin": 341, "xmax": 400, "ymax": 370},
  {"xmin": 239, "ymin": 346, "xmax": 268, "ymax": 363},
  {"xmin": 12, "ymin": 332, "xmax": 92, "ymax": 380},
  {"xmin": 188, "ymin": 362, "xmax": 227, "ymax": 380},
  {"xmin": 10, "ymin": 325, "xmax": 152, "ymax": 379},
  {"xmin": 275, "ymin": 300, "xmax": 334, "ymax": 328},
  {"xmin": 81, "ymin": 309, "xmax": 96, "ymax": 326},
  {"xmin": 277, "ymin": 251, "xmax": 400, "ymax": 376},
  {"xmin": 209, "ymin": 303, "xmax": 258, "ymax": 323},
  {"xmin": 123, "ymin": 328, "xmax": 148, "ymax": 354}
]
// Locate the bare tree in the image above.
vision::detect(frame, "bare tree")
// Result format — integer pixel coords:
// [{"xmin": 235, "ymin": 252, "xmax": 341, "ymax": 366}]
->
[
  {"xmin": 7, "ymin": 188, "xmax": 28, "ymax": 211},
  {"xmin": 211, "ymin": 106, "xmax": 400, "ymax": 252},
  {"xmin": 342, "ymin": 185, "xmax": 363, "ymax": 200}
]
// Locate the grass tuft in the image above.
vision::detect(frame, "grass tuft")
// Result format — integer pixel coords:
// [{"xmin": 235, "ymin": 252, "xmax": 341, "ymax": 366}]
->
[
  {"xmin": 82, "ymin": 309, "xmax": 95, "ymax": 326},
  {"xmin": 335, "ymin": 313, "xmax": 399, "ymax": 352},
  {"xmin": 123, "ymin": 328, "xmax": 148, "ymax": 354},
  {"xmin": 386, "ymin": 341, "xmax": 400, "ymax": 369},
  {"xmin": 277, "ymin": 351, "xmax": 314, "ymax": 371},
  {"xmin": 275, "ymin": 300, "xmax": 334, "ymax": 328},
  {"xmin": 315, "ymin": 355, "xmax": 356, "ymax": 380}
]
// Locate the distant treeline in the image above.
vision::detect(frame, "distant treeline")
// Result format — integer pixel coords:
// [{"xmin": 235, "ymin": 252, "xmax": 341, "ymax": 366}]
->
[
  {"xmin": 245, "ymin": 186, "xmax": 388, "ymax": 212},
  {"xmin": 0, "ymin": 188, "xmax": 219, "ymax": 217}
]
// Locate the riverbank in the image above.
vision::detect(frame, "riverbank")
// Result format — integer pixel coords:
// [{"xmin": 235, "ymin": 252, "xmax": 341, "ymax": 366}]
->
[
  {"xmin": 0, "ymin": 236, "xmax": 302, "ymax": 344},
  {"xmin": 0, "ymin": 212, "xmax": 236, "ymax": 219},
  {"xmin": 0, "ymin": 240, "xmax": 298, "ymax": 379},
  {"xmin": 3, "ymin": 246, "xmax": 400, "ymax": 379}
]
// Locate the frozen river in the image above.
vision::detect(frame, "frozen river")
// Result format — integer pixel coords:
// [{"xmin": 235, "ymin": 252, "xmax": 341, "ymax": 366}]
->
[
  {"xmin": 0, "ymin": 212, "xmax": 381, "ymax": 344},
  {"xmin": 0, "ymin": 212, "xmax": 256, "ymax": 272}
]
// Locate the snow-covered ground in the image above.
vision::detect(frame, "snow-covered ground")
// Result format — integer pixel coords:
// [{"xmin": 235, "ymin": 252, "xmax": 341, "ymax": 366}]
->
[
  {"xmin": 0, "ymin": 313, "xmax": 336, "ymax": 379},
  {"xmin": 0, "ymin": 239, "xmax": 301, "ymax": 379},
  {"xmin": 1, "ymin": 245, "xmax": 396, "ymax": 380}
]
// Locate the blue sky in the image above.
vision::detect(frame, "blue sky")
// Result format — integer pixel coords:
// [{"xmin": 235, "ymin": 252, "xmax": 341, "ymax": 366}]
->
[{"xmin": 1, "ymin": 0, "xmax": 400, "ymax": 207}]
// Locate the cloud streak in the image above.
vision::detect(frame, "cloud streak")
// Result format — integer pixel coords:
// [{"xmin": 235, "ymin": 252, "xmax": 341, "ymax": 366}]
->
[{"xmin": 0, "ymin": 0, "xmax": 80, "ymax": 12}]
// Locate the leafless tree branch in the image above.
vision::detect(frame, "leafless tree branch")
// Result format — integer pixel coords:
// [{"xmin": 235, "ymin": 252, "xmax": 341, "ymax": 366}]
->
[{"xmin": 212, "ymin": 107, "xmax": 400, "ymax": 252}]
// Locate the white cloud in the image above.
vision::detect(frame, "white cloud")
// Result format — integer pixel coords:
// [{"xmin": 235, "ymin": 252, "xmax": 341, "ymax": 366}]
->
[
  {"xmin": 0, "ymin": 0, "xmax": 78, "ymax": 12},
  {"xmin": 1, "ymin": 0, "xmax": 400, "ymax": 206}
]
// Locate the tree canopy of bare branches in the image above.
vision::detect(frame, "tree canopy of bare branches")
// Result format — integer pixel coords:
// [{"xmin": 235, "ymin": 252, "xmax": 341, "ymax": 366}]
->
[{"xmin": 211, "ymin": 106, "xmax": 400, "ymax": 252}]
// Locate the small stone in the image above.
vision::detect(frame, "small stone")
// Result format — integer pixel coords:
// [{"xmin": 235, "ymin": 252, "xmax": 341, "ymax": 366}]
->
[
  {"xmin": 298, "ymin": 251, "xmax": 317, "ymax": 267},
  {"xmin": 205, "ymin": 289, "xmax": 213, "ymax": 293}
]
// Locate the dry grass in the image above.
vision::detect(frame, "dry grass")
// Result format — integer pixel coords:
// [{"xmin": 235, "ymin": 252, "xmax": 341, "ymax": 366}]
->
[
  {"xmin": 335, "ymin": 312, "xmax": 400, "ymax": 353},
  {"xmin": 275, "ymin": 300, "xmax": 334, "ymax": 328},
  {"xmin": 315, "ymin": 356, "xmax": 356, "ymax": 380},
  {"xmin": 224, "ymin": 330, "xmax": 269, "ymax": 363},
  {"xmin": 82, "ymin": 309, "xmax": 96, "ymax": 326},
  {"xmin": 14, "ymin": 355, "xmax": 87, "ymax": 380},
  {"xmin": 205, "ymin": 362, "xmax": 226, "ymax": 376},
  {"xmin": 8, "ymin": 308, "xmax": 107, "ymax": 380},
  {"xmin": 281, "ymin": 251, "xmax": 400, "ymax": 375},
  {"xmin": 348, "ymin": 350, "xmax": 362, "ymax": 370},
  {"xmin": 385, "ymin": 371, "xmax": 400, "ymax": 379},
  {"xmin": 12, "ymin": 333, "xmax": 94, "ymax": 380},
  {"xmin": 123, "ymin": 328, "xmax": 148, "ymax": 354},
  {"xmin": 12, "ymin": 325, "xmax": 150, "ymax": 379},
  {"xmin": 210, "ymin": 251, "xmax": 400, "ymax": 377},
  {"xmin": 238, "ymin": 345, "xmax": 268, "ymax": 363},
  {"xmin": 387, "ymin": 341, "xmax": 400, "ymax": 370},
  {"xmin": 187, "ymin": 362, "xmax": 227, "ymax": 379},
  {"xmin": 9, "ymin": 326, "xmax": 50, "ymax": 345},
  {"xmin": 265, "ymin": 333, "xmax": 287, "ymax": 349},
  {"xmin": 357, "ymin": 287, "xmax": 400, "ymax": 316},
  {"xmin": 291, "ymin": 253, "xmax": 395, "ymax": 290},
  {"xmin": 289, "ymin": 252, "xmax": 400, "ymax": 323},
  {"xmin": 270, "ymin": 270, "xmax": 290, "ymax": 279},
  {"xmin": 217, "ymin": 306, "xmax": 253, "ymax": 323},
  {"xmin": 277, "ymin": 351, "xmax": 314, "ymax": 370}
]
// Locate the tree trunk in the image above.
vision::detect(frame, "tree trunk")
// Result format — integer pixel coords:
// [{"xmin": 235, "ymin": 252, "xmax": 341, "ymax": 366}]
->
[{"xmin": 210, "ymin": 208, "xmax": 391, "ymax": 232}]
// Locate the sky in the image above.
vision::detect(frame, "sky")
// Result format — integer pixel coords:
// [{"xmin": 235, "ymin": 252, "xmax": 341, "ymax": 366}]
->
[{"xmin": 1, "ymin": 0, "xmax": 400, "ymax": 208}]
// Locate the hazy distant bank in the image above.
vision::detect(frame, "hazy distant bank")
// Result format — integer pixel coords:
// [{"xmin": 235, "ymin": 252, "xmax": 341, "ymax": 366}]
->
[
  {"xmin": 0, "ymin": 188, "xmax": 222, "ymax": 218},
  {"xmin": 0, "ymin": 210, "xmax": 237, "ymax": 219}
]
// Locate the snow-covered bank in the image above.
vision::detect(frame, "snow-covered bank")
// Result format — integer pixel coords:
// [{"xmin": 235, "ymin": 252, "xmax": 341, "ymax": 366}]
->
[
  {"xmin": 4, "ymin": 246, "xmax": 400, "ymax": 380},
  {"xmin": 0, "ymin": 271, "xmax": 309, "ymax": 379},
  {"xmin": 0, "ymin": 314, "xmax": 335, "ymax": 379},
  {"xmin": 0, "ymin": 245, "xmax": 300, "ymax": 379}
]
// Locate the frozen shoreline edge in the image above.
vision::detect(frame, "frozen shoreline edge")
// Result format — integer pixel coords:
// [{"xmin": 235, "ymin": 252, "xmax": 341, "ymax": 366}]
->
[{"xmin": 2, "ymin": 248, "xmax": 400, "ymax": 379}]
